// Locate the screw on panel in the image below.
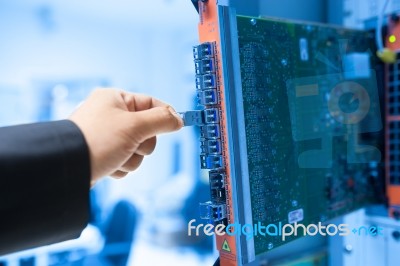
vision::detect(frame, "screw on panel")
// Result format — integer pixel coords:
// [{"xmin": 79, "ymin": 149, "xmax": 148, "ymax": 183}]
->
[
  {"xmin": 291, "ymin": 200, "xmax": 298, "ymax": 207},
  {"xmin": 267, "ymin": 242, "xmax": 273, "ymax": 250},
  {"xmin": 344, "ymin": 244, "xmax": 353, "ymax": 254},
  {"xmin": 281, "ymin": 59, "xmax": 288, "ymax": 66},
  {"xmin": 250, "ymin": 18, "xmax": 257, "ymax": 26}
]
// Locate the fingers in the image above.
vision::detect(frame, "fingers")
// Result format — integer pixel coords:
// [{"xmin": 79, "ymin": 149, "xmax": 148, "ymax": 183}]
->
[
  {"xmin": 111, "ymin": 137, "xmax": 155, "ymax": 179},
  {"xmin": 111, "ymin": 170, "xmax": 129, "ymax": 179},
  {"xmin": 111, "ymin": 153, "xmax": 143, "ymax": 178},
  {"xmin": 136, "ymin": 136, "xmax": 157, "ymax": 156},
  {"xmin": 119, "ymin": 91, "xmax": 183, "ymax": 141},
  {"xmin": 121, "ymin": 92, "xmax": 169, "ymax": 112},
  {"xmin": 120, "ymin": 153, "xmax": 144, "ymax": 172},
  {"xmin": 131, "ymin": 106, "xmax": 183, "ymax": 142},
  {"xmin": 110, "ymin": 150, "xmax": 148, "ymax": 179}
]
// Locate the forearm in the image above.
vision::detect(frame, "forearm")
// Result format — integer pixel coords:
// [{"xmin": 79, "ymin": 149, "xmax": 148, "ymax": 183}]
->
[{"xmin": 0, "ymin": 120, "xmax": 91, "ymax": 255}]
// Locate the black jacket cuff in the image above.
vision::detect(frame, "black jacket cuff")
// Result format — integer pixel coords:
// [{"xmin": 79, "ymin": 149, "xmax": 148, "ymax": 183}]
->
[{"xmin": 0, "ymin": 120, "xmax": 91, "ymax": 255}]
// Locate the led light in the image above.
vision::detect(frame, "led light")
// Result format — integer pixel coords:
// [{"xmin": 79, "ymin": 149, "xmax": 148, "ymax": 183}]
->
[{"xmin": 389, "ymin": 34, "xmax": 397, "ymax": 43}]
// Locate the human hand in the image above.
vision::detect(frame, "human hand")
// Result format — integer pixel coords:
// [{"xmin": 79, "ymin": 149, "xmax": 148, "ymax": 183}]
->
[{"xmin": 69, "ymin": 88, "xmax": 183, "ymax": 185}]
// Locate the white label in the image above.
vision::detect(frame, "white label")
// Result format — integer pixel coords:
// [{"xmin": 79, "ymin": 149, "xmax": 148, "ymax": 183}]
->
[
  {"xmin": 299, "ymin": 38, "xmax": 309, "ymax": 61},
  {"xmin": 343, "ymin": 52, "xmax": 371, "ymax": 79},
  {"xmin": 288, "ymin": 208, "xmax": 304, "ymax": 224}
]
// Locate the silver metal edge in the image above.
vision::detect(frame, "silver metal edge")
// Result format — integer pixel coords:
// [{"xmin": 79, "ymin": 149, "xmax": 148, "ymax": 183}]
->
[{"xmin": 217, "ymin": 5, "xmax": 255, "ymax": 264}]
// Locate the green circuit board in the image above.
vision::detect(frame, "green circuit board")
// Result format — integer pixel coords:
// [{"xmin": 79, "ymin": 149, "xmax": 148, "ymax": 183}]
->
[{"xmin": 236, "ymin": 16, "xmax": 384, "ymax": 255}]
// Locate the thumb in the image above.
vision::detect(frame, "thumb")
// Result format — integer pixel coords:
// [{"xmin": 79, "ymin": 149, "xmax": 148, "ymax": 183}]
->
[{"xmin": 130, "ymin": 106, "xmax": 183, "ymax": 142}]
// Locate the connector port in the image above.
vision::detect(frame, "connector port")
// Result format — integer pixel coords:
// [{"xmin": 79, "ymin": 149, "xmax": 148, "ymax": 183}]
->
[
  {"xmin": 211, "ymin": 188, "xmax": 226, "ymax": 203},
  {"xmin": 196, "ymin": 74, "xmax": 217, "ymax": 90},
  {"xmin": 209, "ymin": 171, "xmax": 225, "ymax": 189},
  {"xmin": 200, "ymin": 124, "xmax": 221, "ymax": 139},
  {"xmin": 197, "ymin": 89, "xmax": 218, "ymax": 105},
  {"xmin": 193, "ymin": 42, "xmax": 215, "ymax": 60},
  {"xmin": 209, "ymin": 171, "xmax": 226, "ymax": 203},
  {"xmin": 195, "ymin": 58, "xmax": 216, "ymax": 75},
  {"xmin": 200, "ymin": 154, "xmax": 224, "ymax": 169},
  {"xmin": 199, "ymin": 201, "xmax": 227, "ymax": 222},
  {"xmin": 201, "ymin": 139, "xmax": 222, "ymax": 154},
  {"xmin": 204, "ymin": 108, "xmax": 220, "ymax": 123}
]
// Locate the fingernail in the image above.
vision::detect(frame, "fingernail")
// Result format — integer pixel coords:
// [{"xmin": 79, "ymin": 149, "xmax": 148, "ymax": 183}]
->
[{"xmin": 168, "ymin": 106, "xmax": 184, "ymax": 128}]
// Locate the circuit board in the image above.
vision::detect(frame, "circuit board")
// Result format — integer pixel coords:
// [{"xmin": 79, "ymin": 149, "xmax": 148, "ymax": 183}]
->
[
  {"xmin": 236, "ymin": 16, "xmax": 384, "ymax": 255},
  {"xmin": 192, "ymin": 1, "xmax": 385, "ymax": 264}
]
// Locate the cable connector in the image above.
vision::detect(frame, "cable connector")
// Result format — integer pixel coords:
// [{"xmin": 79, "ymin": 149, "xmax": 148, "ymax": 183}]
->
[
  {"xmin": 179, "ymin": 108, "xmax": 221, "ymax": 127},
  {"xmin": 178, "ymin": 111, "xmax": 205, "ymax": 126}
]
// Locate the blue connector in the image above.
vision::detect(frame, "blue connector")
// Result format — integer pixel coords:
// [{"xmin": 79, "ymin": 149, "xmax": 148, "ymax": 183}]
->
[
  {"xmin": 193, "ymin": 42, "xmax": 215, "ymax": 60},
  {"xmin": 204, "ymin": 108, "xmax": 220, "ymax": 123},
  {"xmin": 200, "ymin": 124, "xmax": 221, "ymax": 139},
  {"xmin": 195, "ymin": 58, "xmax": 216, "ymax": 75},
  {"xmin": 197, "ymin": 89, "xmax": 218, "ymax": 105},
  {"xmin": 178, "ymin": 108, "xmax": 221, "ymax": 127},
  {"xmin": 178, "ymin": 110, "xmax": 204, "ymax": 126},
  {"xmin": 200, "ymin": 154, "xmax": 224, "ymax": 169},
  {"xmin": 200, "ymin": 139, "xmax": 222, "ymax": 154},
  {"xmin": 199, "ymin": 201, "xmax": 227, "ymax": 222},
  {"xmin": 196, "ymin": 74, "xmax": 217, "ymax": 90}
]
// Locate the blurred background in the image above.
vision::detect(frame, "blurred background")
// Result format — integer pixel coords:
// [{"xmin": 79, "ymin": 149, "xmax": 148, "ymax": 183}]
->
[
  {"xmin": 0, "ymin": 0, "xmax": 214, "ymax": 265},
  {"xmin": 1, "ymin": 0, "xmax": 400, "ymax": 266}
]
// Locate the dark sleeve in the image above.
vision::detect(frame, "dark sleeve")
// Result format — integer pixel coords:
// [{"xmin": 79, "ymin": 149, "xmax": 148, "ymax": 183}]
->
[{"xmin": 0, "ymin": 120, "xmax": 91, "ymax": 255}]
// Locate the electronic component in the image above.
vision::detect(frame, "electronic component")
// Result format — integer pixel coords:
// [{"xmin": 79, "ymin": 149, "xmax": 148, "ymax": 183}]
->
[
  {"xmin": 192, "ymin": 40, "xmax": 227, "ymax": 217},
  {"xmin": 178, "ymin": 108, "xmax": 221, "ymax": 126},
  {"xmin": 200, "ymin": 154, "xmax": 224, "ymax": 169},
  {"xmin": 385, "ymin": 26, "xmax": 400, "ymax": 217},
  {"xmin": 200, "ymin": 124, "xmax": 221, "ymax": 139},
  {"xmin": 178, "ymin": 110, "xmax": 204, "ymax": 126},
  {"xmin": 209, "ymin": 171, "xmax": 225, "ymax": 189},
  {"xmin": 193, "ymin": 42, "xmax": 215, "ymax": 60},
  {"xmin": 195, "ymin": 58, "xmax": 216, "ymax": 75},
  {"xmin": 192, "ymin": 38, "xmax": 228, "ymax": 227},
  {"xmin": 234, "ymin": 15, "xmax": 383, "ymax": 257},
  {"xmin": 209, "ymin": 171, "xmax": 226, "ymax": 203},
  {"xmin": 197, "ymin": 89, "xmax": 219, "ymax": 105},
  {"xmin": 196, "ymin": 74, "xmax": 217, "ymax": 90},
  {"xmin": 200, "ymin": 139, "xmax": 222, "ymax": 154},
  {"xmin": 376, "ymin": 0, "xmax": 396, "ymax": 63},
  {"xmin": 199, "ymin": 201, "xmax": 227, "ymax": 222},
  {"xmin": 204, "ymin": 108, "xmax": 220, "ymax": 123},
  {"xmin": 210, "ymin": 187, "xmax": 227, "ymax": 204},
  {"xmin": 192, "ymin": 1, "xmax": 385, "ymax": 265}
]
